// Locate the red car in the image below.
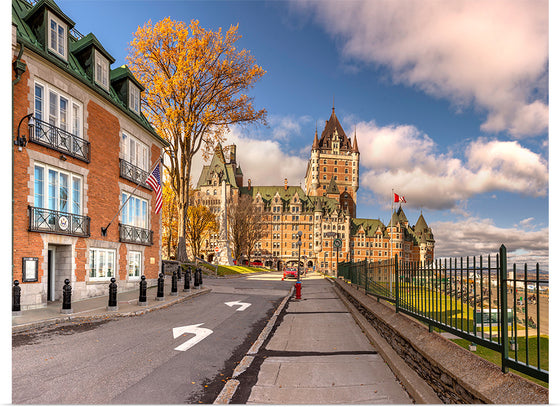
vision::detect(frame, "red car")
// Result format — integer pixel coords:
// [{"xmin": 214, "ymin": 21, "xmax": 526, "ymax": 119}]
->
[{"xmin": 283, "ymin": 267, "xmax": 298, "ymax": 279}]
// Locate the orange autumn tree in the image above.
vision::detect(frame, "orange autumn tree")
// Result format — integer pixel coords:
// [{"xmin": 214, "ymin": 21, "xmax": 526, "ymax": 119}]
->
[
  {"xmin": 185, "ymin": 205, "xmax": 218, "ymax": 259},
  {"xmin": 128, "ymin": 18, "xmax": 267, "ymax": 261},
  {"xmin": 161, "ymin": 179, "xmax": 178, "ymax": 260}
]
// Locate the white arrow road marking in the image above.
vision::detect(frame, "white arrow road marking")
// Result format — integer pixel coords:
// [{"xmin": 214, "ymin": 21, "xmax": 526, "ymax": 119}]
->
[
  {"xmin": 224, "ymin": 300, "xmax": 252, "ymax": 312},
  {"xmin": 172, "ymin": 323, "xmax": 213, "ymax": 351}
]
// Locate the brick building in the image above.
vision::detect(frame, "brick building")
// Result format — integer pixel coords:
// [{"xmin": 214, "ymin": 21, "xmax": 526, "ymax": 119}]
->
[
  {"xmin": 194, "ymin": 108, "xmax": 435, "ymax": 273},
  {"xmin": 12, "ymin": 0, "xmax": 168, "ymax": 309}
]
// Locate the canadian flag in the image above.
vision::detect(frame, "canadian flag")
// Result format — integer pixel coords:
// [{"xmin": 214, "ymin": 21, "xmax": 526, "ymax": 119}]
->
[{"xmin": 394, "ymin": 193, "xmax": 406, "ymax": 203}]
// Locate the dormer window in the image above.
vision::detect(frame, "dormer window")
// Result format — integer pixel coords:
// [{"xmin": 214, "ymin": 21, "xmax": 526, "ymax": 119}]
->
[
  {"xmin": 129, "ymin": 83, "xmax": 140, "ymax": 115},
  {"xmin": 94, "ymin": 50, "xmax": 110, "ymax": 91},
  {"xmin": 48, "ymin": 12, "xmax": 67, "ymax": 60}
]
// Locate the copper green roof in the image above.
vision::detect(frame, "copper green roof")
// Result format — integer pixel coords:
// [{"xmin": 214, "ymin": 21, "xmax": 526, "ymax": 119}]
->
[
  {"xmin": 196, "ymin": 143, "xmax": 240, "ymax": 189},
  {"xmin": 326, "ymin": 177, "xmax": 339, "ymax": 195},
  {"xmin": 12, "ymin": 0, "xmax": 168, "ymax": 148},
  {"xmin": 111, "ymin": 65, "xmax": 145, "ymax": 91},
  {"xmin": 71, "ymin": 33, "xmax": 115, "ymax": 64},
  {"xmin": 351, "ymin": 218, "xmax": 385, "ymax": 237}
]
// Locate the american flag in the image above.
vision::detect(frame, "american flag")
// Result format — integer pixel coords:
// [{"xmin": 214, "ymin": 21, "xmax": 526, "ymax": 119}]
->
[{"xmin": 146, "ymin": 163, "xmax": 163, "ymax": 214}]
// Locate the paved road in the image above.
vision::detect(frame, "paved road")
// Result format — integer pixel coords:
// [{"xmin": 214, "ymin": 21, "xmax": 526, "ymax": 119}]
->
[{"xmin": 12, "ymin": 273, "xmax": 290, "ymax": 404}]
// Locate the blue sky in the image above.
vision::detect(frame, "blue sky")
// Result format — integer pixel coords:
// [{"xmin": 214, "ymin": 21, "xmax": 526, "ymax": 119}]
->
[{"xmin": 21, "ymin": 0, "xmax": 552, "ymax": 267}]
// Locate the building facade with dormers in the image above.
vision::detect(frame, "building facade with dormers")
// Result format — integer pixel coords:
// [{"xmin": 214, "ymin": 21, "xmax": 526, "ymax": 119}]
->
[
  {"xmin": 12, "ymin": 0, "xmax": 168, "ymax": 309},
  {"xmin": 194, "ymin": 108, "xmax": 435, "ymax": 273}
]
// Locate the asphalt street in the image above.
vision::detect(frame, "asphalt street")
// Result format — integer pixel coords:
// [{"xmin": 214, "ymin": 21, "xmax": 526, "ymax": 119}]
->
[{"xmin": 12, "ymin": 273, "xmax": 290, "ymax": 404}]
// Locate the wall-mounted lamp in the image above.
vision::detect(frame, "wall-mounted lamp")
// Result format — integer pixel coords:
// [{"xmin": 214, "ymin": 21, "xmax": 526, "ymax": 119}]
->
[
  {"xmin": 14, "ymin": 113, "xmax": 33, "ymax": 152},
  {"xmin": 59, "ymin": 155, "xmax": 67, "ymax": 161}
]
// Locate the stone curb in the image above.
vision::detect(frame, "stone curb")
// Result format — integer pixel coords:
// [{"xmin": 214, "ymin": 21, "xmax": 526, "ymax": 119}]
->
[
  {"xmin": 329, "ymin": 280, "xmax": 442, "ymax": 404},
  {"xmin": 12, "ymin": 288, "xmax": 212, "ymax": 334},
  {"xmin": 213, "ymin": 285, "xmax": 294, "ymax": 404}
]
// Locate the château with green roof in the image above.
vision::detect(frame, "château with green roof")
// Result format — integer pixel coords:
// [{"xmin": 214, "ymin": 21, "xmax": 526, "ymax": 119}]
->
[{"xmin": 193, "ymin": 109, "xmax": 435, "ymax": 272}]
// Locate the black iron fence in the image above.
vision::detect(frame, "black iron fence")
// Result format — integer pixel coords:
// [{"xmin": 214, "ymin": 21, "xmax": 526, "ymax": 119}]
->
[
  {"xmin": 29, "ymin": 118, "xmax": 90, "ymax": 162},
  {"xmin": 337, "ymin": 245, "xmax": 548, "ymax": 383},
  {"xmin": 28, "ymin": 205, "xmax": 90, "ymax": 237}
]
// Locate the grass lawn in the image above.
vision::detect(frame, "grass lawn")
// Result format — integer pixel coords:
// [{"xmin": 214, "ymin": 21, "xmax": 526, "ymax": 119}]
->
[
  {"xmin": 215, "ymin": 265, "xmax": 270, "ymax": 276},
  {"xmin": 452, "ymin": 337, "xmax": 548, "ymax": 388}
]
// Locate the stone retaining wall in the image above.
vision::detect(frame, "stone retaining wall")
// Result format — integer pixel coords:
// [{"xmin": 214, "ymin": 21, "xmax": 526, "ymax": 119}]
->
[{"xmin": 333, "ymin": 278, "xmax": 548, "ymax": 404}]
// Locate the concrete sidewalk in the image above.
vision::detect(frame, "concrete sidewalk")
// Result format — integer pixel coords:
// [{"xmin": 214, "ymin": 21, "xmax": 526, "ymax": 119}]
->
[
  {"xmin": 12, "ymin": 276, "xmax": 211, "ymax": 333},
  {"xmin": 220, "ymin": 273, "xmax": 414, "ymax": 404}
]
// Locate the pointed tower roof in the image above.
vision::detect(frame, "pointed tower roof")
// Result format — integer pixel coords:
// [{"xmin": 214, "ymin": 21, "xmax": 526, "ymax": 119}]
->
[
  {"xmin": 396, "ymin": 206, "xmax": 408, "ymax": 223},
  {"xmin": 389, "ymin": 210, "xmax": 400, "ymax": 226},
  {"xmin": 312, "ymin": 126, "xmax": 319, "ymax": 149},
  {"xmin": 352, "ymin": 130, "xmax": 359, "ymax": 153},
  {"xmin": 415, "ymin": 213, "xmax": 429, "ymax": 232},
  {"xmin": 326, "ymin": 177, "xmax": 339, "ymax": 195},
  {"xmin": 314, "ymin": 198, "xmax": 323, "ymax": 212},
  {"xmin": 317, "ymin": 108, "xmax": 352, "ymax": 151}
]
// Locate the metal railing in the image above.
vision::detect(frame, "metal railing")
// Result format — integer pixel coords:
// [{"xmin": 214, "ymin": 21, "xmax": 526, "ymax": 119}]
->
[
  {"xmin": 28, "ymin": 205, "xmax": 90, "ymax": 237},
  {"xmin": 119, "ymin": 223, "xmax": 153, "ymax": 246},
  {"xmin": 119, "ymin": 159, "xmax": 152, "ymax": 190},
  {"xmin": 337, "ymin": 245, "xmax": 548, "ymax": 383},
  {"xmin": 29, "ymin": 118, "xmax": 90, "ymax": 162}
]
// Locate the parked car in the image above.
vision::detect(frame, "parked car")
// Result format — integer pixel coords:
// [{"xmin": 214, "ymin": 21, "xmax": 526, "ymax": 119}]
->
[{"xmin": 283, "ymin": 267, "xmax": 298, "ymax": 279}]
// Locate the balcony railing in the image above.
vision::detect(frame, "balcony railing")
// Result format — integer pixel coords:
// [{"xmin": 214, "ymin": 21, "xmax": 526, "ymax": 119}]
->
[
  {"xmin": 29, "ymin": 118, "xmax": 90, "ymax": 162},
  {"xmin": 28, "ymin": 206, "xmax": 90, "ymax": 237},
  {"xmin": 119, "ymin": 159, "xmax": 152, "ymax": 190},
  {"xmin": 119, "ymin": 223, "xmax": 153, "ymax": 246}
]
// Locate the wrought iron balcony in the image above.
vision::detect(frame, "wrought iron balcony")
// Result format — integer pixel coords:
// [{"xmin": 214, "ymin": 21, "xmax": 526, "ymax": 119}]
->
[
  {"xmin": 119, "ymin": 159, "xmax": 152, "ymax": 190},
  {"xmin": 119, "ymin": 223, "xmax": 153, "ymax": 246},
  {"xmin": 29, "ymin": 118, "xmax": 90, "ymax": 162},
  {"xmin": 28, "ymin": 206, "xmax": 90, "ymax": 237}
]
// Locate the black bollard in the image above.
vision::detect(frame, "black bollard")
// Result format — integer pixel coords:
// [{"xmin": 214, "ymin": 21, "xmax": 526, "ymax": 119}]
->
[
  {"xmin": 107, "ymin": 277, "xmax": 118, "ymax": 311},
  {"xmin": 171, "ymin": 270, "xmax": 178, "ymax": 296},
  {"xmin": 183, "ymin": 265, "xmax": 191, "ymax": 291},
  {"xmin": 156, "ymin": 272, "xmax": 165, "ymax": 301},
  {"xmin": 176, "ymin": 265, "xmax": 181, "ymax": 281},
  {"xmin": 61, "ymin": 279, "xmax": 73, "ymax": 314},
  {"xmin": 138, "ymin": 275, "xmax": 147, "ymax": 306},
  {"xmin": 198, "ymin": 267, "xmax": 203, "ymax": 288},
  {"xmin": 12, "ymin": 280, "xmax": 22, "ymax": 315},
  {"xmin": 193, "ymin": 267, "xmax": 200, "ymax": 289}
]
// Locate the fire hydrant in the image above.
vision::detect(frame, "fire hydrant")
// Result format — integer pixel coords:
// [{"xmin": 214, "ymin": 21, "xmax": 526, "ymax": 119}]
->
[{"xmin": 295, "ymin": 280, "xmax": 302, "ymax": 300}]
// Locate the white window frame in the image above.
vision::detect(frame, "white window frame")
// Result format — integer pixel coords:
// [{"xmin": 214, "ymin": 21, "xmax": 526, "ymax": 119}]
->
[
  {"xmin": 34, "ymin": 80, "xmax": 83, "ymax": 137},
  {"xmin": 128, "ymin": 251, "xmax": 142, "ymax": 279},
  {"xmin": 47, "ymin": 12, "xmax": 67, "ymax": 60},
  {"xmin": 129, "ymin": 83, "xmax": 140, "ymax": 114},
  {"xmin": 121, "ymin": 192, "xmax": 149, "ymax": 229},
  {"xmin": 94, "ymin": 50, "xmax": 110, "ymax": 91},
  {"xmin": 121, "ymin": 132, "xmax": 149, "ymax": 171},
  {"xmin": 89, "ymin": 248, "xmax": 116, "ymax": 280},
  {"xmin": 33, "ymin": 163, "xmax": 83, "ymax": 215}
]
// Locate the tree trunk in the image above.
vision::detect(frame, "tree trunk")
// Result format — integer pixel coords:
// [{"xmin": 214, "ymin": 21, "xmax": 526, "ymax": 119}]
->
[{"xmin": 176, "ymin": 199, "xmax": 188, "ymax": 262}]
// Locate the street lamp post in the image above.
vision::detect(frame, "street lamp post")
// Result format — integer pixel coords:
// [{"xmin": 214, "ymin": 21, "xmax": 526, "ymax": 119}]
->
[
  {"xmin": 296, "ymin": 231, "xmax": 302, "ymax": 299},
  {"xmin": 325, "ymin": 231, "xmax": 337, "ymax": 276}
]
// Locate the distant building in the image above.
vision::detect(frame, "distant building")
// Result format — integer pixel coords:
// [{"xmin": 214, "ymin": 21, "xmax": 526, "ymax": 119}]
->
[
  {"xmin": 193, "ymin": 108, "xmax": 435, "ymax": 273},
  {"xmin": 12, "ymin": 0, "xmax": 168, "ymax": 309}
]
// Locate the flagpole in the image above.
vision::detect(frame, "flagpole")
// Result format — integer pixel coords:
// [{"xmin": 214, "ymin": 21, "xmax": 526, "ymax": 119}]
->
[
  {"xmin": 101, "ymin": 156, "xmax": 162, "ymax": 236},
  {"xmin": 390, "ymin": 189, "xmax": 393, "ymax": 294}
]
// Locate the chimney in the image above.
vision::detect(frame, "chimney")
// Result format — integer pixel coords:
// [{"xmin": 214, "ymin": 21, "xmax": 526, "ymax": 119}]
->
[
  {"xmin": 284, "ymin": 178, "xmax": 288, "ymax": 190},
  {"xmin": 229, "ymin": 144, "xmax": 237, "ymax": 163},
  {"xmin": 248, "ymin": 179, "xmax": 251, "ymax": 190}
]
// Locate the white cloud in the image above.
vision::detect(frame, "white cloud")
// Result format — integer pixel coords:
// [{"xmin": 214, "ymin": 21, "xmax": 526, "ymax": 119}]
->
[
  {"xmin": 356, "ymin": 120, "xmax": 548, "ymax": 210},
  {"xmin": 432, "ymin": 217, "xmax": 548, "ymax": 269},
  {"xmin": 293, "ymin": 0, "xmax": 548, "ymax": 138},
  {"xmin": 268, "ymin": 114, "xmax": 312, "ymax": 141},
  {"xmin": 191, "ymin": 128, "xmax": 309, "ymax": 188}
]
